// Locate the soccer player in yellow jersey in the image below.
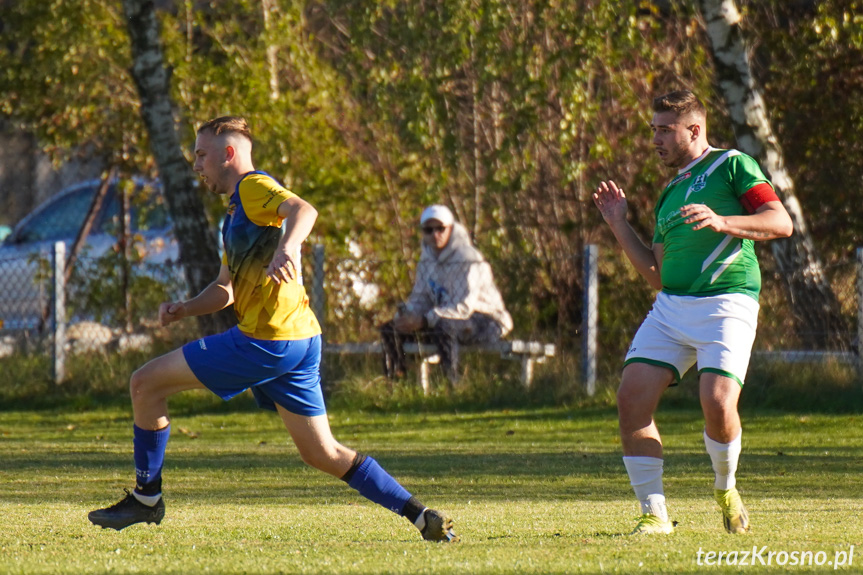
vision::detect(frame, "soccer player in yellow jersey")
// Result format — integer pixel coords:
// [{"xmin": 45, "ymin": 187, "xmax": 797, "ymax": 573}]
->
[
  {"xmin": 89, "ymin": 116, "xmax": 458, "ymax": 542},
  {"xmin": 593, "ymin": 91, "xmax": 792, "ymax": 535}
]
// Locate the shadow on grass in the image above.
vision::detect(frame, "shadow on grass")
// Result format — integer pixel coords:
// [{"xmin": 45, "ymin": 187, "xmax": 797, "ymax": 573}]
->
[{"xmin": 3, "ymin": 445, "xmax": 861, "ymax": 503}]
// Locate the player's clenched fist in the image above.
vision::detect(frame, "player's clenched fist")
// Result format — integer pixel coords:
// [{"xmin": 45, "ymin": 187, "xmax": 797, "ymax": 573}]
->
[{"xmin": 159, "ymin": 301, "xmax": 186, "ymax": 326}]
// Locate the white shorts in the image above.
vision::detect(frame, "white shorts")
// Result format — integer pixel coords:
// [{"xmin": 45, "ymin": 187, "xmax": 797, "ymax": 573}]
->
[{"xmin": 623, "ymin": 292, "xmax": 760, "ymax": 386}]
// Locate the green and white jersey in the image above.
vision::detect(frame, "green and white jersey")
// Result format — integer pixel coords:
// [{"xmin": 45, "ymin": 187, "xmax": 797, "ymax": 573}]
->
[{"xmin": 653, "ymin": 147, "xmax": 772, "ymax": 301}]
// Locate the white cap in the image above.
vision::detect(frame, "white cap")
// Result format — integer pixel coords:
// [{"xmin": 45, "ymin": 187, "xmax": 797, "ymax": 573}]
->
[{"xmin": 420, "ymin": 205, "xmax": 454, "ymax": 226}]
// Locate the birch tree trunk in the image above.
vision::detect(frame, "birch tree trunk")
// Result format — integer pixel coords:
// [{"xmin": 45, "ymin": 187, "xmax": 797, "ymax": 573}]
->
[
  {"xmin": 697, "ymin": 0, "xmax": 849, "ymax": 349},
  {"xmin": 261, "ymin": 0, "xmax": 281, "ymax": 101},
  {"xmin": 123, "ymin": 0, "xmax": 235, "ymax": 335}
]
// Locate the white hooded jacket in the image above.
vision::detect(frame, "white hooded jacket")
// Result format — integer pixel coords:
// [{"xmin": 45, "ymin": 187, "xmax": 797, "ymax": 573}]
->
[{"xmin": 405, "ymin": 222, "xmax": 513, "ymax": 336}]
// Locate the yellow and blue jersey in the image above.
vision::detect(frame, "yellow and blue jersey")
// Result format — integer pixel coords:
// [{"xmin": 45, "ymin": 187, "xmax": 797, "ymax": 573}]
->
[{"xmin": 221, "ymin": 171, "xmax": 321, "ymax": 340}]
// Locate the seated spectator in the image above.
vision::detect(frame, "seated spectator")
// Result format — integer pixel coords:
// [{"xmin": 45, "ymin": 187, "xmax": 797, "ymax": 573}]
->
[{"xmin": 380, "ymin": 205, "xmax": 513, "ymax": 382}]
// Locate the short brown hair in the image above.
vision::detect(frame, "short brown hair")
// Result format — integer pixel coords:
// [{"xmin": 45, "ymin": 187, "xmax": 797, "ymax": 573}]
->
[
  {"xmin": 197, "ymin": 116, "xmax": 252, "ymax": 141},
  {"xmin": 652, "ymin": 90, "xmax": 706, "ymax": 120}
]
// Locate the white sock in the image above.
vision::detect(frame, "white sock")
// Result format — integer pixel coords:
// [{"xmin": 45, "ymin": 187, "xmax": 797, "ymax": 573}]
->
[
  {"xmin": 132, "ymin": 491, "xmax": 162, "ymax": 507},
  {"xmin": 623, "ymin": 456, "xmax": 667, "ymax": 521},
  {"xmin": 643, "ymin": 494, "xmax": 668, "ymax": 522},
  {"xmin": 413, "ymin": 507, "xmax": 429, "ymax": 531},
  {"xmin": 704, "ymin": 429, "xmax": 742, "ymax": 490}
]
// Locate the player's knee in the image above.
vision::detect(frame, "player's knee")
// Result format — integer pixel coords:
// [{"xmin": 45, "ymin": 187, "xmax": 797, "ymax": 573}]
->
[
  {"xmin": 129, "ymin": 368, "xmax": 143, "ymax": 397},
  {"xmin": 616, "ymin": 385, "xmax": 642, "ymax": 417},
  {"xmin": 617, "ymin": 384, "xmax": 659, "ymax": 433},
  {"xmin": 129, "ymin": 367, "xmax": 156, "ymax": 401},
  {"xmin": 702, "ymin": 398, "xmax": 738, "ymax": 425}
]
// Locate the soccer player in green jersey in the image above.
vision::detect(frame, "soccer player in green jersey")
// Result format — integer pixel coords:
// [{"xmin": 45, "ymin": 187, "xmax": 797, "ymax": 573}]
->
[{"xmin": 593, "ymin": 90, "xmax": 793, "ymax": 535}]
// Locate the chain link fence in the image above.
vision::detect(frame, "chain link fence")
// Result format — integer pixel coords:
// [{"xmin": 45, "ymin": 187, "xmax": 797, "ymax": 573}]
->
[
  {"xmin": 1, "ymin": 240, "xmax": 860, "ymax": 389},
  {"xmin": 313, "ymin": 244, "xmax": 862, "ymax": 389}
]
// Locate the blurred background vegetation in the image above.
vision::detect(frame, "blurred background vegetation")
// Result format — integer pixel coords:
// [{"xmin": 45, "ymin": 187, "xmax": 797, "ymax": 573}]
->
[{"xmin": 0, "ymin": 0, "xmax": 860, "ymax": 401}]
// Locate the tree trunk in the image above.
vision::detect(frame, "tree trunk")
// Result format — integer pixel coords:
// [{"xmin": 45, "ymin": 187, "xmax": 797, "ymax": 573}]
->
[
  {"xmin": 122, "ymin": 0, "xmax": 235, "ymax": 335},
  {"xmin": 64, "ymin": 167, "xmax": 116, "ymax": 284},
  {"xmin": 697, "ymin": 0, "xmax": 850, "ymax": 350},
  {"xmin": 471, "ymin": 71, "xmax": 485, "ymax": 239},
  {"xmin": 261, "ymin": 0, "xmax": 281, "ymax": 101}
]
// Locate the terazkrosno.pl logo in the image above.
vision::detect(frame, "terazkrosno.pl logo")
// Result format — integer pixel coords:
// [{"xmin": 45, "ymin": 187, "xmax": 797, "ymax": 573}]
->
[{"xmin": 696, "ymin": 545, "xmax": 854, "ymax": 569}]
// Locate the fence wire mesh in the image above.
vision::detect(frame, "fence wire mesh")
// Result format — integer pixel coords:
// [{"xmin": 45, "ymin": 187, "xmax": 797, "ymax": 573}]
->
[{"xmin": 0, "ymin": 243, "xmax": 860, "ymax": 388}]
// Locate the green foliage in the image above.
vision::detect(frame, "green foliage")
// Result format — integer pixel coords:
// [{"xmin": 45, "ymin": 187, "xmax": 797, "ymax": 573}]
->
[
  {"xmin": 3, "ymin": 321, "xmax": 859, "ymax": 414},
  {"xmin": 1, "ymin": 0, "xmax": 859, "ymax": 351},
  {"xmin": 66, "ymin": 253, "xmax": 181, "ymax": 327},
  {"xmin": 0, "ymin": 349, "xmax": 139, "ymax": 410},
  {"xmin": 743, "ymin": 358, "xmax": 863, "ymax": 413},
  {"xmin": 0, "ymin": 326, "xmax": 201, "ymax": 410},
  {"xmin": 161, "ymin": 1, "xmax": 390, "ymax": 244},
  {"xmin": 324, "ymin": 351, "xmax": 605, "ymax": 413},
  {"xmin": 307, "ymin": 0, "xmax": 723, "ymax": 334},
  {"xmin": 595, "ymin": 244, "xmax": 656, "ymax": 359},
  {"xmin": 24, "ymin": 178, "xmax": 186, "ymax": 327},
  {"xmin": 64, "ymin": 181, "xmax": 181, "ymax": 325},
  {"xmin": 747, "ymin": 0, "xmax": 863, "ymax": 258},
  {"xmin": 0, "ymin": 0, "xmax": 148, "ymax": 169}
]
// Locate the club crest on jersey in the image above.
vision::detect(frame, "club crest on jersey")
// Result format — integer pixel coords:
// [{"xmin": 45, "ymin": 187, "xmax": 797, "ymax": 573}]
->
[
  {"xmin": 687, "ymin": 174, "xmax": 707, "ymax": 195},
  {"xmin": 669, "ymin": 171, "xmax": 692, "ymax": 186}
]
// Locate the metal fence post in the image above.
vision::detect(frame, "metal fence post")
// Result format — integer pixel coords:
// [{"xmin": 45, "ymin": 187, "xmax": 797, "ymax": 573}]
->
[
  {"xmin": 53, "ymin": 241, "xmax": 66, "ymax": 384},
  {"xmin": 582, "ymin": 244, "xmax": 598, "ymax": 396},
  {"xmin": 858, "ymin": 246, "xmax": 862, "ymax": 380},
  {"xmin": 312, "ymin": 244, "xmax": 325, "ymax": 328}
]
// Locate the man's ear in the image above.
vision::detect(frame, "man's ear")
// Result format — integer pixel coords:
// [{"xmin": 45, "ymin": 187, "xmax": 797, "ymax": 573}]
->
[
  {"xmin": 690, "ymin": 122, "xmax": 702, "ymax": 141},
  {"xmin": 225, "ymin": 145, "xmax": 236, "ymax": 162}
]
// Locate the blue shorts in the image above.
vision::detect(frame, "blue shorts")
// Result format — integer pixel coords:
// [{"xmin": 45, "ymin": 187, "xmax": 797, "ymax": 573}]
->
[{"xmin": 183, "ymin": 327, "xmax": 326, "ymax": 416}]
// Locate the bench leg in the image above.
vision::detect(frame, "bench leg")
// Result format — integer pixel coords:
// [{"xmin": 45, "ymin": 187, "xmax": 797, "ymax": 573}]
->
[
  {"xmin": 420, "ymin": 359, "xmax": 431, "ymax": 395},
  {"xmin": 418, "ymin": 354, "xmax": 440, "ymax": 395},
  {"xmin": 521, "ymin": 356, "xmax": 535, "ymax": 389}
]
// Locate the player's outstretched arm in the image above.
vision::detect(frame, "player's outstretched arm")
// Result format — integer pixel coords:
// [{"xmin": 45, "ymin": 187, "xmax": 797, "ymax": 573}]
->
[
  {"xmin": 267, "ymin": 196, "xmax": 318, "ymax": 284},
  {"xmin": 593, "ymin": 180, "xmax": 662, "ymax": 290},
  {"xmin": 159, "ymin": 264, "xmax": 234, "ymax": 326}
]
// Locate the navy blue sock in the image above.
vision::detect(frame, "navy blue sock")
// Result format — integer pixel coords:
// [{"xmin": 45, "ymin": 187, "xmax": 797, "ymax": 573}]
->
[
  {"xmin": 133, "ymin": 424, "xmax": 170, "ymax": 496},
  {"xmin": 344, "ymin": 455, "xmax": 412, "ymax": 515}
]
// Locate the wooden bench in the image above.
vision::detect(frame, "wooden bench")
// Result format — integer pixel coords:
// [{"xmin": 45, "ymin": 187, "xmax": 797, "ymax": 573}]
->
[{"xmin": 324, "ymin": 339, "xmax": 556, "ymax": 394}]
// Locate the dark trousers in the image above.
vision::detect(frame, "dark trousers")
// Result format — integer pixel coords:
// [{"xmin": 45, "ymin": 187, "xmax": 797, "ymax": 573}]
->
[
  {"xmin": 379, "ymin": 314, "xmax": 503, "ymax": 382},
  {"xmin": 379, "ymin": 320, "xmax": 459, "ymax": 382}
]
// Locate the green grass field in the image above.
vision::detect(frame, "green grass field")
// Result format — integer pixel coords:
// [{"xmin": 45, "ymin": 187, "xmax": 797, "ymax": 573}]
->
[{"xmin": 2, "ymin": 391, "xmax": 863, "ymax": 574}]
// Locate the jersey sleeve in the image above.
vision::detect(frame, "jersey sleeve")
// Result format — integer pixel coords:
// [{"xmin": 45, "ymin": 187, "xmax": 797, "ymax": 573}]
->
[
  {"xmin": 238, "ymin": 173, "xmax": 298, "ymax": 227},
  {"xmin": 728, "ymin": 154, "xmax": 773, "ymax": 199}
]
